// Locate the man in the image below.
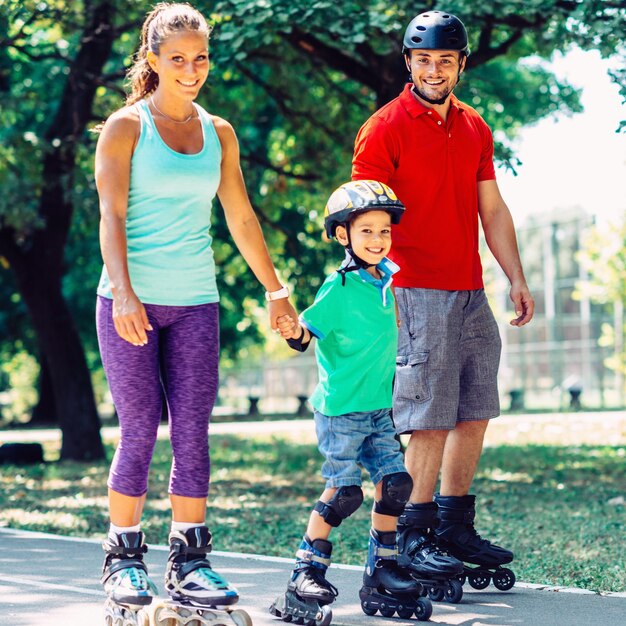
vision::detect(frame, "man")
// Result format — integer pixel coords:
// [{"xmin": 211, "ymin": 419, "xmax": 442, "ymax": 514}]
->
[{"xmin": 352, "ymin": 10, "xmax": 534, "ymax": 589}]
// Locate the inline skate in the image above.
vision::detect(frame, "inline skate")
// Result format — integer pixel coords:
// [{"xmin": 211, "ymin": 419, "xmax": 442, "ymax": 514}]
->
[
  {"xmin": 397, "ymin": 502, "xmax": 464, "ymax": 603},
  {"xmin": 153, "ymin": 526, "xmax": 251, "ymax": 626},
  {"xmin": 102, "ymin": 531, "xmax": 156, "ymax": 626},
  {"xmin": 269, "ymin": 535, "xmax": 335, "ymax": 626},
  {"xmin": 359, "ymin": 528, "xmax": 432, "ymax": 621},
  {"xmin": 435, "ymin": 494, "xmax": 516, "ymax": 592}
]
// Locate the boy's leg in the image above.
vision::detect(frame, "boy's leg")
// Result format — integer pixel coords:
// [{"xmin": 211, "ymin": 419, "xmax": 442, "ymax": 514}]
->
[
  {"xmin": 271, "ymin": 411, "xmax": 365, "ymax": 620},
  {"xmin": 359, "ymin": 410, "xmax": 422, "ymax": 610}
]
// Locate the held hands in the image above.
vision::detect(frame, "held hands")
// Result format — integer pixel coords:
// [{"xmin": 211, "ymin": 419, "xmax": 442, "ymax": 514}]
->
[
  {"xmin": 275, "ymin": 314, "xmax": 302, "ymax": 340},
  {"xmin": 268, "ymin": 298, "xmax": 298, "ymax": 336},
  {"xmin": 510, "ymin": 281, "xmax": 534, "ymax": 327},
  {"xmin": 112, "ymin": 291, "xmax": 153, "ymax": 345}
]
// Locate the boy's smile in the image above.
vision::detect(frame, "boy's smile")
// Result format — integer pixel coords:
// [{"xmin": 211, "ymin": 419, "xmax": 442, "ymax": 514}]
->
[{"xmin": 336, "ymin": 210, "xmax": 393, "ymax": 276}]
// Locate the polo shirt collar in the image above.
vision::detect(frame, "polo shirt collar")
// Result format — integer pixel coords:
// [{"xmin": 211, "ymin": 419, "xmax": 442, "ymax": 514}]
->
[
  {"xmin": 399, "ymin": 83, "xmax": 465, "ymax": 118},
  {"xmin": 339, "ymin": 252, "xmax": 399, "ymax": 281},
  {"xmin": 339, "ymin": 254, "xmax": 398, "ymax": 306}
]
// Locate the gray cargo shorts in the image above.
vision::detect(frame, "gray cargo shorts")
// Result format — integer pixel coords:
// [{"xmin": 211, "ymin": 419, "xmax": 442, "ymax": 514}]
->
[{"xmin": 393, "ymin": 288, "xmax": 501, "ymax": 433}]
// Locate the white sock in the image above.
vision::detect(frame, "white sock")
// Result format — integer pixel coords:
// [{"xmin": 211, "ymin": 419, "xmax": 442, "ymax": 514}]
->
[
  {"xmin": 109, "ymin": 522, "xmax": 141, "ymax": 540},
  {"xmin": 171, "ymin": 521, "xmax": 204, "ymax": 533}
]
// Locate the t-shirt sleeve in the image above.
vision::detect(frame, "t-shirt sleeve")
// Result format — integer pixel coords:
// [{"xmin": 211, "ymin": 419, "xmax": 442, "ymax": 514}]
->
[
  {"xmin": 352, "ymin": 116, "xmax": 398, "ymax": 184},
  {"xmin": 477, "ymin": 120, "xmax": 496, "ymax": 182},
  {"xmin": 300, "ymin": 278, "xmax": 340, "ymax": 340}
]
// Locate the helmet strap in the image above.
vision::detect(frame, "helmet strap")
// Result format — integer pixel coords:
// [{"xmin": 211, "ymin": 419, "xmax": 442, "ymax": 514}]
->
[{"xmin": 337, "ymin": 226, "xmax": 376, "ymax": 286}]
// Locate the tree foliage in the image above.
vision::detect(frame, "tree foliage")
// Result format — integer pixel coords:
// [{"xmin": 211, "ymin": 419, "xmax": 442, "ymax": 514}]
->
[{"xmin": 0, "ymin": 0, "xmax": 624, "ymax": 442}]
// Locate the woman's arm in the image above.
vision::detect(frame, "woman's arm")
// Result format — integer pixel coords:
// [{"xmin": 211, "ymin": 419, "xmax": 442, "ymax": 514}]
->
[
  {"xmin": 213, "ymin": 116, "xmax": 297, "ymax": 328},
  {"xmin": 95, "ymin": 109, "xmax": 152, "ymax": 345}
]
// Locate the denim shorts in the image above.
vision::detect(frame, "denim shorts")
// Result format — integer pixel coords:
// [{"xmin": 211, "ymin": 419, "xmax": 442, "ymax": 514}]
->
[
  {"xmin": 314, "ymin": 408, "xmax": 407, "ymax": 488},
  {"xmin": 393, "ymin": 288, "xmax": 501, "ymax": 433}
]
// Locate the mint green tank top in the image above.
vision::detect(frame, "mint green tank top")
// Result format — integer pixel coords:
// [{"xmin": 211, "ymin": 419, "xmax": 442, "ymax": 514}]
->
[{"xmin": 97, "ymin": 99, "xmax": 222, "ymax": 305}]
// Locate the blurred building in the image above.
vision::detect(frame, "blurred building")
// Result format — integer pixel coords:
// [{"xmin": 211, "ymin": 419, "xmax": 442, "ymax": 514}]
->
[
  {"xmin": 219, "ymin": 207, "xmax": 625, "ymax": 414},
  {"xmin": 492, "ymin": 207, "xmax": 624, "ymax": 410}
]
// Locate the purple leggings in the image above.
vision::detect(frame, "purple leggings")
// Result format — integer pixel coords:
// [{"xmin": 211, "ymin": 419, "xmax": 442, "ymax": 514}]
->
[{"xmin": 96, "ymin": 296, "xmax": 219, "ymax": 498}]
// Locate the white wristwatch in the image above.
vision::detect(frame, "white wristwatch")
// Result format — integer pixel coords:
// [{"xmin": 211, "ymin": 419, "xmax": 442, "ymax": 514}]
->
[{"xmin": 265, "ymin": 285, "xmax": 290, "ymax": 301}]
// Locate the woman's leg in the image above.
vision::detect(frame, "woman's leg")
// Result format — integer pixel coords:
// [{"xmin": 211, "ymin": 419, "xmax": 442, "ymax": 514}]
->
[
  {"xmin": 96, "ymin": 296, "xmax": 163, "ymax": 604},
  {"xmin": 160, "ymin": 303, "xmax": 220, "ymax": 510},
  {"xmin": 96, "ymin": 297, "xmax": 164, "ymax": 522}
]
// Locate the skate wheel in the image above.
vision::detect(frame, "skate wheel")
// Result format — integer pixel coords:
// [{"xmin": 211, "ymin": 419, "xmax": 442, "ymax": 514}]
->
[
  {"xmin": 428, "ymin": 587, "xmax": 444, "ymax": 602},
  {"xmin": 457, "ymin": 573, "xmax": 467, "ymax": 586},
  {"xmin": 361, "ymin": 600, "xmax": 377, "ymax": 616},
  {"xmin": 397, "ymin": 605, "xmax": 414, "ymax": 619},
  {"xmin": 445, "ymin": 579, "xmax": 464, "ymax": 603},
  {"xmin": 492, "ymin": 567, "xmax": 516, "ymax": 591},
  {"xmin": 293, "ymin": 618, "xmax": 305, "ymax": 625},
  {"xmin": 468, "ymin": 570, "xmax": 491, "ymax": 590},
  {"xmin": 315, "ymin": 605, "xmax": 332, "ymax": 626},
  {"xmin": 153, "ymin": 605, "xmax": 174, "ymax": 626},
  {"xmin": 229, "ymin": 609, "xmax": 253, "ymax": 626},
  {"xmin": 379, "ymin": 604, "xmax": 396, "ymax": 618},
  {"xmin": 414, "ymin": 598, "xmax": 433, "ymax": 621}
]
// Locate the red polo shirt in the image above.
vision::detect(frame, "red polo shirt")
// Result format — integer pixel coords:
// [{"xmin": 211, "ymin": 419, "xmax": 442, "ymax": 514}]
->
[{"xmin": 352, "ymin": 84, "xmax": 496, "ymax": 290}]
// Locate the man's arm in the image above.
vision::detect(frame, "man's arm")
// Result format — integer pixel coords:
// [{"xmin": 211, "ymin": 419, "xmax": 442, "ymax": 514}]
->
[
  {"xmin": 352, "ymin": 118, "xmax": 397, "ymax": 183},
  {"xmin": 478, "ymin": 179, "xmax": 534, "ymax": 327}
]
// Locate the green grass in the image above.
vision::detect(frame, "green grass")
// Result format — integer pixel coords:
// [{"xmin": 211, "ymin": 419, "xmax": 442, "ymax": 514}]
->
[{"xmin": 1, "ymin": 435, "xmax": 625, "ymax": 592}]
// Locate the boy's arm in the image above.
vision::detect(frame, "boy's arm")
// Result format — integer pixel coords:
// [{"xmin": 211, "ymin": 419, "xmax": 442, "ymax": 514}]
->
[{"xmin": 286, "ymin": 323, "xmax": 312, "ymax": 353}]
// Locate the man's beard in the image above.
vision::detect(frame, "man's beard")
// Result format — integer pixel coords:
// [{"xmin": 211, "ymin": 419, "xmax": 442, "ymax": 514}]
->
[
  {"xmin": 412, "ymin": 72, "xmax": 461, "ymax": 105},
  {"xmin": 413, "ymin": 82, "xmax": 454, "ymax": 105}
]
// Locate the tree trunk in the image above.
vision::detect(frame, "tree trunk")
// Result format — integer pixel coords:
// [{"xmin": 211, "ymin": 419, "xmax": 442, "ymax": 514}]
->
[
  {"xmin": 30, "ymin": 357, "xmax": 57, "ymax": 425},
  {"xmin": 12, "ymin": 259, "xmax": 104, "ymax": 460},
  {"xmin": 0, "ymin": 2, "xmax": 116, "ymax": 460}
]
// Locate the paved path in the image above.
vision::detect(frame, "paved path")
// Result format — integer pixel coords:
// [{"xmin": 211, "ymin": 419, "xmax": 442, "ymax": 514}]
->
[
  {"xmin": 1, "ymin": 411, "xmax": 625, "ymax": 449},
  {"xmin": 0, "ymin": 528, "xmax": 625, "ymax": 626}
]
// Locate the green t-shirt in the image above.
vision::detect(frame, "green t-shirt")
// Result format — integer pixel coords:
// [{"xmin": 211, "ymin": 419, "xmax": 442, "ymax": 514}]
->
[{"xmin": 301, "ymin": 257, "xmax": 399, "ymax": 417}]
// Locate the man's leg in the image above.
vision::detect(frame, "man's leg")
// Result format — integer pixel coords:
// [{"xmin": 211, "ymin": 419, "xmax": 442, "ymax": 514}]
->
[
  {"xmin": 404, "ymin": 429, "xmax": 448, "ymax": 503},
  {"xmin": 439, "ymin": 419, "xmax": 489, "ymax": 496}
]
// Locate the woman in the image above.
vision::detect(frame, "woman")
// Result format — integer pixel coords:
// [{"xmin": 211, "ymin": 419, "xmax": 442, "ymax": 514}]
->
[{"xmin": 95, "ymin": 2, "xmax": 295, "ymax": 615}]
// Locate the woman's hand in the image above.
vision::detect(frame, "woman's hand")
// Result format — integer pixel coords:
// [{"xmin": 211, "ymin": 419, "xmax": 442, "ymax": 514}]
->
[{"xmin": 112, "ymin": 291, "xmax": 153, "ymax": 346}]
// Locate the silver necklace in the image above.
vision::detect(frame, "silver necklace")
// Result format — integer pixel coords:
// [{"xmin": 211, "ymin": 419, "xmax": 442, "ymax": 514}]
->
[{"xmin": 150, "ymin": 96, "xmax": 195, "ymax": 124}]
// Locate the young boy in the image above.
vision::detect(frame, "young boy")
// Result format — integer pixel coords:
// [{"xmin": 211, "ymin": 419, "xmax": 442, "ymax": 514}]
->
[{"xmin": 269, "ymin": 181, "xmax": 433, "ymax": 624}]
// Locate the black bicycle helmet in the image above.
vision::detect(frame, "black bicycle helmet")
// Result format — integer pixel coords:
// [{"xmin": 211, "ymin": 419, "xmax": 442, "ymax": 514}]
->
[
  {"xmin": 402, "ymin": 10, "xmax": 470, "ymax": 56},
  {"xmin": 324, "ymin": 180, "xmax": 405, "ymax": 239}
]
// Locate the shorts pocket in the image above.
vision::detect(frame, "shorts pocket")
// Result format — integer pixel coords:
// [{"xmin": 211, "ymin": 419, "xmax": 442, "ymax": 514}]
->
[{"xmin": 395, "ymin": 352, "xmax": 431, "ymax": 404}]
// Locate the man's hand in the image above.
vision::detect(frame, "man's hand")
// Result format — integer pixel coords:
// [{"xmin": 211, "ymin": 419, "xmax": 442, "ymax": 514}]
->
[{"xmin": 510, "ymin": 282, "xmax": 534, "ymax": 327}]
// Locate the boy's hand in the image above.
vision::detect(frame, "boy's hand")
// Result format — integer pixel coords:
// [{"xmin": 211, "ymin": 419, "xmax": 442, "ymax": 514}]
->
[{"xmin": 276, "ymin": 314, "xmax": 301, "ymax": 339}]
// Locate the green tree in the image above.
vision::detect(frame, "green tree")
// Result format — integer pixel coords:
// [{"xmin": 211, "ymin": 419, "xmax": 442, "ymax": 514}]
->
[
  {"xmin": 0, "ymin": 0, "xmax": 624, "ymax": 457},
  {"xmin": 0, "ymin": 0, "xmax": 126, "ymax": 460}
]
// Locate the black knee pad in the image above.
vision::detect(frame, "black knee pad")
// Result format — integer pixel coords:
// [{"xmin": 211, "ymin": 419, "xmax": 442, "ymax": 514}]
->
[
  {"xmin": 374, "ymin": 471, "xmax": 413, "ymax": 516},
  {"xmin": 314, "ymin": 485, "xmax": 364, "ymax": 527}
]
